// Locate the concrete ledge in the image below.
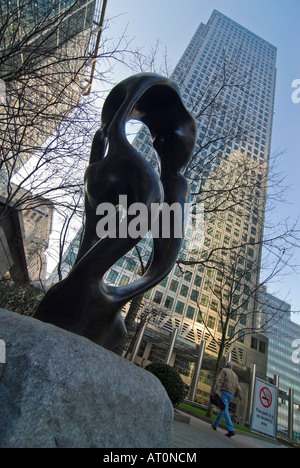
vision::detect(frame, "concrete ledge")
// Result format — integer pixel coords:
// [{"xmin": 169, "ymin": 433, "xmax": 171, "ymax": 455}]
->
[{"xmin": 174, "ymin": 410, "xmax": 191, "ymax": 424}]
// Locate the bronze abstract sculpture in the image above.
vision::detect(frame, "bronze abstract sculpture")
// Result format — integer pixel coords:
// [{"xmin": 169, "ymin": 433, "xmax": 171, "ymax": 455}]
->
[{"xmin": 35, "ymin": 73, "xmax": 197, "ymax": 350}]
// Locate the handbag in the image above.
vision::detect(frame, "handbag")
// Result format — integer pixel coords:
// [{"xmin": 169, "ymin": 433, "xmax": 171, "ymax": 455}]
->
[{"xmin": 210, "ymin": 392, "xmax": 226, "ymax": 410}]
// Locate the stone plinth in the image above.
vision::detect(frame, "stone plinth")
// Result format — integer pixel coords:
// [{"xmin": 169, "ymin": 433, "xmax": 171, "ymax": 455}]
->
[{"xmin": 0, "ymin": 308, "xmax": 173, "ymax": 448}]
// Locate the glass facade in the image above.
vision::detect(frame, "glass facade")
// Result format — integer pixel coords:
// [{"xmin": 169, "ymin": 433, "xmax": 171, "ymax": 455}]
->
[
  {"xmin": 0, "ymin": 0, "xmax": 100, "ymax": 173},
  {"xmin": 103, "ymin": 11, "xmax": 277, "ymax": 367},
  {"xmin": 259, "ymin": 287, "xmax": 300, "ymax": 441}
]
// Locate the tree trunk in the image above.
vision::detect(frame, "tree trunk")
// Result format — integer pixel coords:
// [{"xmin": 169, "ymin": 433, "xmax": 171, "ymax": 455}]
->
[{"xmin": 206, "ymin": 344, "xmax": 225, "ymax": 417}]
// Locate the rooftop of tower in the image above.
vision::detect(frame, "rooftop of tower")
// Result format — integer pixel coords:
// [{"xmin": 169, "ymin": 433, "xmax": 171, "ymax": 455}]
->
[{"xmin": 211, "ymin": 9, "xmax": 277, "ymax": 52}]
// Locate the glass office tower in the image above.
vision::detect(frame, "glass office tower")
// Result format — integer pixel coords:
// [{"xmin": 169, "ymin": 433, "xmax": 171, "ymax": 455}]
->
[
  {"xmin": 108, "ymin": 9, "xmax": 277, "ymax": 364},
  {"xmin": 258, "ymin": 287, "xmax": 300, "ymax": 441}
]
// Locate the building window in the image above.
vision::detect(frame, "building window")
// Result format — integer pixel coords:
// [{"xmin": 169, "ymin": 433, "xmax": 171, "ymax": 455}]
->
[
  {"xmin": 200, "ymin": 295, "xmax": 208, "ymax": 307},
  {"xmin": 184, "ymin": 271, "xmax": 192, "ymax": 281},
  {"xmin": 175, "ymin": 301, "xmax": 185, "ymax": 315},
  {"xmin": 120, "ymin": 275, "xmax": 130, "ymax": 286},
  {"xmin": 153, "ymin": 291, "xmax": 163, "ymax": 304},
  {"xmin": 126, "ymin": 260, "xmax": 136, "ymax": 271},
  {"xmin": 240, "ymin": 313, "xmax": 247, "ymax": 325},
  {"xmin": 107, "ymin": 269, "xmax": 118, "ymax": 284},
  {"xmin": 207, "ymin": 316, "xmax": 215, "ymax": 329},
  {"xmin": 259, "ymin": 340, "xmax": 266, "ymax": 354},
  {"xmin": 238, "ymin": 330, "xmax": 245, "ymax": 343},
  {"xmin": 165, "ymin": 296, "xmax": 174, "ymax": 309},
  {"xmin": 197, "ymin": 311, "xmax": 203, "ymax": 323},
  {"xmin": 191, "ymin": 289, "xmax": 199, "ymax": 302},
  {"xmin": 186, "ymin": 306, "xmax": 195, "ymax": 319},
  {"xmin": 194, "ymin": 275, "xmax": 202, "ymax": 287},
  {"xmin": 170, "ymin": 279, "xmax": 179, "ymax": 292},
  {"xmin": 180, "ymin": 285, "xmax": 189, "ymax": 297}
]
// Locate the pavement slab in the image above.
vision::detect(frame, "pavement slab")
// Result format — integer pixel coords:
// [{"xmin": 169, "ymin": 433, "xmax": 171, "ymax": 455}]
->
[{"xmin": 172, "ymin": 411, "xmax": 286, "ymax": 449}]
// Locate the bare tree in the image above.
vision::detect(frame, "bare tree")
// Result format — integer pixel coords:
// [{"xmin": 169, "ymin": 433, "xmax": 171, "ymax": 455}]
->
[
  {"xmin": 129, "ymin": 39, "xmax": 171, "ymax": 76},
  {"xmin": 172, "ymin": 141, "xmax": 298, "ymax": 414},
  {"xmin": 111, "ymin": 46, "xmax": 300, "ymax": 387},
  {"xmin": 0, "ymin": 1, "xmax": 136, "ymax": 207},
  {"xmin": 0, "ymin": 1, "xmax": 151, "ymax": 299},
  {"xmin": 192, "ymin": 238, "xmax": 297, "ymax": 416}
]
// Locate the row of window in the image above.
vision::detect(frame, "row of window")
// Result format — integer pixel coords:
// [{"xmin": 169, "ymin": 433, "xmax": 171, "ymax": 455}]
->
[{"xmin": 153, "ymin": 285, "xmax": 199, "ymax": 305}]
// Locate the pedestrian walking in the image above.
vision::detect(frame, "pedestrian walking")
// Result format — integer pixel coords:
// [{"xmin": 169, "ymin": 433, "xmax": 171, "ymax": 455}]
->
[{"xmin": 211, "ymin": 362, "xmax": 243, "ymax": 437}]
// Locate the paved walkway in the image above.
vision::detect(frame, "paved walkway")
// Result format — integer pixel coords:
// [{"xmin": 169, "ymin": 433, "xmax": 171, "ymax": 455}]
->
[{"xmin": 171, "ymin": 411, "xmax": 286, "ymax": 448}]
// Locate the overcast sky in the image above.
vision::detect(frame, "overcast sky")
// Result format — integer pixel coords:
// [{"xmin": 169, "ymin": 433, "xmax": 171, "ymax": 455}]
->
[{"xmin": 102, "ymin": 0, "xmax": 300, "ymax": 323}]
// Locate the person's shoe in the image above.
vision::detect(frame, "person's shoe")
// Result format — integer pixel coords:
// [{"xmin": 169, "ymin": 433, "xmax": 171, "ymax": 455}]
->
[
  {"xmin": 211, "ymin": 424, "xmax": 217, "ymax": 431},
  {"xmin": 225, "ymin": 431, "xmax": 235, "ymax": 437}
]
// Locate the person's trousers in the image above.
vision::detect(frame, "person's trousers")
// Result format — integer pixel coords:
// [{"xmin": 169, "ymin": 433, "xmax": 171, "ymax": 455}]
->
[{"xmin": 212, "ymin": 390, "xmax": 235, "ymax": 432}]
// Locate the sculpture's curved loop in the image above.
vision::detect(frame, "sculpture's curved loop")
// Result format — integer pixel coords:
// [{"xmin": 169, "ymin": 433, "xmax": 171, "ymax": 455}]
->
[{"xmin": 35, "ymin": 73, "xmax": 197, "ymax": 350}]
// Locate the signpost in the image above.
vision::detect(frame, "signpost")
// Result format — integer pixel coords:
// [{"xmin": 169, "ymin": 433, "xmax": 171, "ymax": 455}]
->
[{"xmin": 251, "ymin": 377, "xmax": 278, "ymax": 438}]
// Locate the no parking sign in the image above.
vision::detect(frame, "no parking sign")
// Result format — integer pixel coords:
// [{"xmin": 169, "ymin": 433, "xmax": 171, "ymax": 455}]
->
[{"xmin": 251, "ymin": 377, "xmax": 278, "ymax": 438}]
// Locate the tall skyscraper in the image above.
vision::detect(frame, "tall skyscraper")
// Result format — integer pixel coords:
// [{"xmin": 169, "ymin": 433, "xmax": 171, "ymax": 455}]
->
[{"xmin": 106, "ymin": 10, "xmax": 277, "ymax": 410}]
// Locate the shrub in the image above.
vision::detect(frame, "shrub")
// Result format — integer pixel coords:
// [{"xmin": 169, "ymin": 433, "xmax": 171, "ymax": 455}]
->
[
  {"xmin": 145, "ymin": 362, "xmax": 185, "ymax": 407},
  {"xmin": 0, "ymin": 283, "xmax": 43, "ymax": 316}
]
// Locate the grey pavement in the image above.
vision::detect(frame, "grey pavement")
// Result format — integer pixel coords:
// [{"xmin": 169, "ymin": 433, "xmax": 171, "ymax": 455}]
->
[{"xmin": 171, "ymin": 410, "xmax": 287, "ymax": 448}]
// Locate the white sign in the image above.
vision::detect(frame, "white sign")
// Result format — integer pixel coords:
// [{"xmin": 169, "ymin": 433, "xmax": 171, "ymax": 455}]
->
[{"xmin": 251, "ymin": 377, "xmax": 278, "ymax": 438}]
